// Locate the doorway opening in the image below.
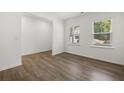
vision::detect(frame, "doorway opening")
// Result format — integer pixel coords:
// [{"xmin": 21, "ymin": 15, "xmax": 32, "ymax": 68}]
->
[{"xmin": 21, "ymin": 13, "xmax": 53, "ymax": 58}]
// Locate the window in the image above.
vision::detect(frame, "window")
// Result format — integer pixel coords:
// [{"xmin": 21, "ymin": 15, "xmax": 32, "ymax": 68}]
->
[
  {"xmin": 69, "ymin": 25, "xmax": 80, "ymax": 45},
  {"xmin": 92, "ymin": 19, "xmax": 112, "ymax": 46}
]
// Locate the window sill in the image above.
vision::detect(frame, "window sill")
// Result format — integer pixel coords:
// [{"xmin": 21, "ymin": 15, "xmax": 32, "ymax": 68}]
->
[{"xmin": 90, "ymin": 45, "xmax": 115, "ymax": 49}]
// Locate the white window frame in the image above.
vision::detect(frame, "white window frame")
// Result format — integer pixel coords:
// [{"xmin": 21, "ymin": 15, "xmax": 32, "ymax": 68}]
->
[
  {"xmin": 69, "ymin": 25, "xmax": 80, "ymax": 45},
  {"xmin": 91, "ymin": 19, "xmax": 113, "ymax": 47}
]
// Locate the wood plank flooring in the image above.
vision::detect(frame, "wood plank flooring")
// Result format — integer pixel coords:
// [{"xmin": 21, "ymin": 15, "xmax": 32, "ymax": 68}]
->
[{"xmin": 0, "ymin": 51, "xmax": 124, "ymax": 81}]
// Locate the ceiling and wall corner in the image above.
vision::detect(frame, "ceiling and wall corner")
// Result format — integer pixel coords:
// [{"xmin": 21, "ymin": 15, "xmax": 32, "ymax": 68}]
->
[{"xmin": 29, "ymin": 12, "xmax": 81, "ymax": 20}]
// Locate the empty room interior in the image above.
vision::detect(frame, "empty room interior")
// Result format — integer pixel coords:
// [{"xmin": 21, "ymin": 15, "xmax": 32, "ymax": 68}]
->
[{"xmin": 0, "ymin": 12, "xmax": 124, "ymax": 81}]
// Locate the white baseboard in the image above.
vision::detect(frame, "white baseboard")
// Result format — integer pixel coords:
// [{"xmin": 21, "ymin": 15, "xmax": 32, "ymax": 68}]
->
[
  {"xmin": 65, "ymin": 51, "xmax": 124, "ymax": 66},
  {"xmin": 52, "ymin": 51, "xmax": 64, "ymax": 55},
  {"xmin": 0, "ymin": 62, "xmax": 22, "ymax": 71},
  {"xmin": 22, "ymin": 50, "xmax": 52, "ymax": 56}
]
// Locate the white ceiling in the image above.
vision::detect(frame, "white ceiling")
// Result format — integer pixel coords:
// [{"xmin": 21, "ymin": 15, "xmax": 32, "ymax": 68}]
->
[
  {"xmin": 29, "ymin": 12, "xmax": 81, "ymax": 20},
  {"xmin": 48, "ymin": 12, "xmax": 81, "ymax": 20}
]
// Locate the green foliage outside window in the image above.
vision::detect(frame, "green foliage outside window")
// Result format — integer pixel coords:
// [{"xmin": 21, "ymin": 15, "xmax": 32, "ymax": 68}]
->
[
  {"xmin": 94, "ymin": 19, "xmax": 111, "ymax": 33},
  {"xmin": 93, "ymin": 19, "xmax": 112, "ymax": 46}
]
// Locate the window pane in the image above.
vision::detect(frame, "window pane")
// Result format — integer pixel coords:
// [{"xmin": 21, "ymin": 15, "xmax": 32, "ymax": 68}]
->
[
  {"xmin": 74, "ymin": 26, "xmax": 80, "ymax": 34},
  {"xmin": 101, "ymin": 19, "xmax": 111, "ymax": 32},
  {"xmin": 94, "ymin": 19, "xmax": 111, "ymax": 33},
  {"xmin": 73, "ymin": 35, "xmax": 79, "ymax": 44},
  {"xmin": 69, "ymin": 35, "xmax": 73, "ymax": 43},
  {"xmin": 93, "ymin": 33, "xmax": 111, "ymax": 45},
  {"xmin": 69, "ymin": 25, "xmax": 80, "ymax": 45},
  {"xmin": 94, "ymin": 22, "xmax": 102, "ymax": 33}
]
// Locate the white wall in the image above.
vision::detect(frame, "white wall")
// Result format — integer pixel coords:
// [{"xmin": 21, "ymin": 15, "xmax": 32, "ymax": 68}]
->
[
  {"xmin": 21, "ymin": 14, "xmax": 52, "ymax": 55},
  {"xmin": 65, "ymin": 12, "xmax": 124, "ymax": 65},
  {"xmin": 28, "ymin": 13, "xmax": 65, "ymax": 55},
  {"xmin": 0, "ymin": 13, "xmax": 21, "ymax": 71},
  {"xmin": 52, "ymin": 19, "xmax": 64, "ymax": 55}
]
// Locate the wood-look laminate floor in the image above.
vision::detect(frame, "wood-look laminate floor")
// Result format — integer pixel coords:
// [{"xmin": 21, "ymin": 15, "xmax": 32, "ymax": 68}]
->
[{"xmin": 0, "ymin": 51, "xmax": 124, "ymax": 81}]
